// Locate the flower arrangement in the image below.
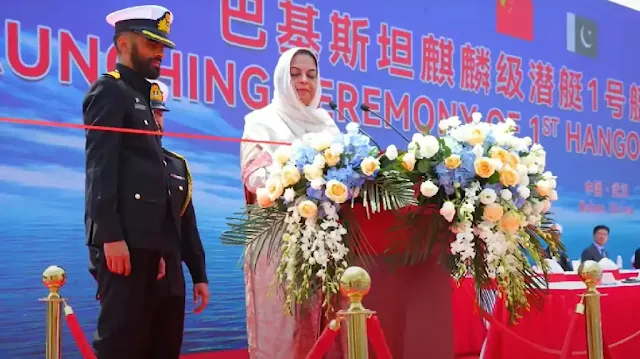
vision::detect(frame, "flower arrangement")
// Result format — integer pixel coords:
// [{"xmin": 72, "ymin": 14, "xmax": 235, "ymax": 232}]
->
[
  {"xmin": 398, "ymin": 113, "xmax": 560, "ymax": 318},
  {"xmin": 223, "ymin": 123, "xmax": 416, "ymax": 313},
  {"xmin": 223, "ymin": 112, "xmax": 561, "ymax": 320}
]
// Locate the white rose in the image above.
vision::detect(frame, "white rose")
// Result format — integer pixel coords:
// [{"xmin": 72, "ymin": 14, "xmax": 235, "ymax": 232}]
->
[
  {"xmin": 479, "ymin": 188, "xmax": 497, "ymax": 205},
  {"xmin": 438, "ymin": 120, "xmax": 450, "ymax": 132},
  {"xmin": 346, "ymin": 122, "xmax": 360, "ymax": 134},
  {"xmin": 313, "ymin": 154, "xmax": 326, "ymax": 168},
  {"xmin": 527, "ymin": 164, "xmax": 539, "ymax": 174},
  {"xmin": 265, "ymin": 177, "xmax": 284, "ymax": 201},
  {"xmin": 472, "ymin": 144, "xmax": 484, "ymax": 158},
  {"xmin": 412, "ymin": 133, "xmax": 423, "ymax": 143},
  {"xmin": 420, "ymin": 180, "xmax": 439, "ymax": 197},
  {"xmin": 385, "ymin": 144, "xmax": 398, "ymax": 160},
  {"xmin": 310, "ymin": 178, "xmax": 325, "ymax": 190},
  {"xmin": 401, "ymin": 152, "xmax": 416, "ymax": 171},
  {"xmin": 549, "ymin": 190, "xmax": 558, "ymax": 201},
  {"xmin": 303, "ymin": 164, "xmax": 324, "ymax": 180},
  {"xmin": 448, "ymin": 116, "xmax": 462, "ymax": 128},
  {"xmin": 407, "ymin": 141, "xmax": 418, "ymax": 154},
  {"xmin": 500, "ymin": 189, "xmax": 513, "ymax": 201},
  {"xmin": 521, "ymin": 155, "xmax": 536, "ymax": 167},
  {"xmin": 440, "ymin": 201, "xmax": 456, "ymax": 222},
  {"xmin": 418, "ymin": 135, "xmax": 440, "ymax": 159},
  {"xmin": 280, "ymin": 165, "xmax": 301, "ymax": 187},
  {"xmin": 273, "ymin": 146, "xmax": 292, "ymax": 165},
  {"xmin": 329, "ymin": 143, "xmax": 344, "ymax": 155},
  {"xmin": 535, "ymin": 180, "xmax": 553, "ymax": 196},
  {"xmin": 312, "ymin": 133, "xmax": 333, "ymax": 151},
  {"xmin": 360, "ymin": 156, "xmax": 381, "ymax": 176},
  {"xmin": 297, "ymin": 200, "xmax": 318, "ymax": 219},
  {"xmin": 267, "ymin": 161, "xmax": 283, "ymax": 175},
  {"xmin": 518, "ymin": 186, "xmax": 531, "ymax": 199},
  {"xmin": 283, "ymin": 188, "xmax": 296, "ymax": 202},
  {"xmin": 518, "ymin": 173, "xmax": 530, "ymax": 187},
  {"xmin": 471, "ymin": 112, "xmax": 482, "ymax": 124},
  {"xmin": 325, "ymin": 180, "xmax": 349, "ymax": 204}
]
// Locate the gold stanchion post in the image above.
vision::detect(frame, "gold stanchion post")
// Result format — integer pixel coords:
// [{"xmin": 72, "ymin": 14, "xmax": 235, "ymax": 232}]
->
[
  {"xmin": 578, "ymin": 260, "xmax": 604, "ymax": 359},
  {"xmin": 41, "ymin": 265, "xmax": 67, "ymax": 359},
  {"xmin": 338, "ymin": 266, "xmax": 374, "ymax": 359}
]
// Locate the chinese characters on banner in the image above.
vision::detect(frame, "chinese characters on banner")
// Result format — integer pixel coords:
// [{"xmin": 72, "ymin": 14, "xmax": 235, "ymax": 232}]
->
[
  {"xmin": 581, "ymin": 181, "xmax": 633, "ymax": 215},
  {"xmin": 219, "ymin": 1, "xmax": 638, "ymax": 214}
]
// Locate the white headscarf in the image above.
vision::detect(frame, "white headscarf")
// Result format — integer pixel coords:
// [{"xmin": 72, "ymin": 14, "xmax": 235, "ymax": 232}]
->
[{"xmin": 241, "ymin": 47, "xmax": 339, "ymax": 164}]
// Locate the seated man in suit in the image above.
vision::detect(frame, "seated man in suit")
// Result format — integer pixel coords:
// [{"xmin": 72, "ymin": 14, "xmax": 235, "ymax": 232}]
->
[
  {"xmin": 543, "ymin": 224, "xmax": 572, "ymax": 271},
  {"xmin": 580, "ymin": 225, "xmax": 610, "ymax": 262}
]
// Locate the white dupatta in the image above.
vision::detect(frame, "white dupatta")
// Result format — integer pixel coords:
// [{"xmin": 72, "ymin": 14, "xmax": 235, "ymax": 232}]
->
[{"xmin": 240, "ymin": 47, "xmax": 339, "ymax": 192}]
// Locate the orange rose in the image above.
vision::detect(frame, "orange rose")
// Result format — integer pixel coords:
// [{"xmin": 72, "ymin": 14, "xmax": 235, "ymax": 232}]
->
[
  {"xmin": 482, "ymin": 203, "xmax": 504, "ymax": 222},
  {"xmin": 499, "ymin": 166, "xmax": 520, "ymax": 187},
  {"xmin": 474, "ymin": 157, "xmax": 496, "ymax": 178},
  {"xmin": 499, "ymin": 211, "xmax": 521, "ymax": 234}
]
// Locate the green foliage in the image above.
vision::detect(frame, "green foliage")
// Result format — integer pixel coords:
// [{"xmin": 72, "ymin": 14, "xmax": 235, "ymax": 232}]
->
[
  {"xmin": 361, "ymin": 171, "xmax": 418, "ymax": 218},
  {"xmin": 220, "ymin": 205, "xmax": 287, "ymax": 270}
]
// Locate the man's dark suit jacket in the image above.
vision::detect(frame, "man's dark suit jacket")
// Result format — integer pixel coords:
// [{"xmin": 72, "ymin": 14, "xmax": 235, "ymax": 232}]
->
[
  {"xmin": 581, "ymin": 243, "xmax": 607, "ymax": 262},
  {"xmin": 633, "ymin": 248, "xmax": 640, "ymax": 269},
  {"xmin": 545, "ymin": 247, "xmax": 573, "ymax": 271}
]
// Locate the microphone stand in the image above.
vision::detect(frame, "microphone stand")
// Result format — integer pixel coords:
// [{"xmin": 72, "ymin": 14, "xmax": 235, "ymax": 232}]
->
[
  {"xmin": 329, "ymin": 101, "xmax": 382, "ymax": 151},
  {"xmin": 359, "ymin": 103, "xmax": 410, "ymax": 143}
]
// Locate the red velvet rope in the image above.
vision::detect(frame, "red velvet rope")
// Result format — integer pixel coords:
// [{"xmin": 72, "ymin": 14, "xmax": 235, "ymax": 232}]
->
[
  {"xmin": 366, "ymin": 315, "xmax": 392, "ymax": 359},
  {"xmin": 305, "ymin": 321, "xmax": 341, "ymax": 359},
  {"xmin": 560, "ymin": 308, "xmax": 583, "ymax": 359},
  {"xmin": 0, "ymin": 117, "xmax": 291, "ymax": 146},
  {"xmin": 63, "ymin": 304, "xmax": 96, "ymax": 359}
]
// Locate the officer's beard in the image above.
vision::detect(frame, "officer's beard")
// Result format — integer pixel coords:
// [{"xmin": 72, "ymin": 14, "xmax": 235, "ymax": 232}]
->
[{"xmin": 131, "ymin": 43, "xmax": 161, "ymax": 79}]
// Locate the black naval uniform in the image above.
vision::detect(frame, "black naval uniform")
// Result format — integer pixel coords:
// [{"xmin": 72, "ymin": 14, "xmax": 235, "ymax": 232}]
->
[
  {"xmin": 148, "ymin": 148, "xmax": 208, "ymax": 358},
  {"xmin": 84, "ymin": 63, "xmax": 181, "ymax": 359}
]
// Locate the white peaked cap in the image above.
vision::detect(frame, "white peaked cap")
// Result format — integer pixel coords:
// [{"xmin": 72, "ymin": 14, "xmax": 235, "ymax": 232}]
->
[
  {"xmin": 148, "ymin": 79, "xmax": 170, "ymax": 102},
  {"xmin": 106, "ymin": 5, "xmax": 174, "ymax": 26},
  {"xmin": 106, "ymin": 5, "xmax": 175, "ymax": 48}
]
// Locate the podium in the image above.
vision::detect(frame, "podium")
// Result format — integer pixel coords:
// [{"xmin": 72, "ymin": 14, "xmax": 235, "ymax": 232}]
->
[{"xmin": 345, "ymin": 204, "xmax": 455, "ymax": 359}]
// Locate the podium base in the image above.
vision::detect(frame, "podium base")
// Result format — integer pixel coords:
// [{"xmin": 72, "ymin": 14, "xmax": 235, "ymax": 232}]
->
[{"xmin": 358, "ymin": 256, "xmax": 454, "ymax": 359}]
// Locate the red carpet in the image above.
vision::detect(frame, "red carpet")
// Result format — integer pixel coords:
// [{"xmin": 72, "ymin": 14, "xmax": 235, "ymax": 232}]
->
[
  {"xmin": 63, "ymin": 348, "xmax": 478, "ymax": 358},
  {"xmin": 179, "ymin": 351, "xmax": 478, "ymax": 359},
  {"xmin": 181, "ymin": 350, "xmax": 248, "ymax": 359}
]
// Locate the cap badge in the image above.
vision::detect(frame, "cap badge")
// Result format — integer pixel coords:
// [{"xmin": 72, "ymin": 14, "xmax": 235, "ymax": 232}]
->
[
  {"xmin": 150, "ymin": 83, "xmax": 164, "ymax": 103},
  {"xmin": 157, "ymin": 11, "xmax": 171, "ymax": 34}
]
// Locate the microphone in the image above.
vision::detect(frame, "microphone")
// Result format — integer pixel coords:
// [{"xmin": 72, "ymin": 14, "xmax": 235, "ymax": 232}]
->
[
  {"xmin": 359, "ymin": 103, "xmax": 410, "ymax": 142},
  {"xmin": 329, "ymin": 101, "xmax": 382, "ymax": 150}
]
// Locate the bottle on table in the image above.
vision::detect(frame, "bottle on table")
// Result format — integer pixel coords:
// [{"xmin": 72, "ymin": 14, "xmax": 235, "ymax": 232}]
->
[{"xmin": 616, "ymin": 255, "xmax": 623, "ymax": 269}]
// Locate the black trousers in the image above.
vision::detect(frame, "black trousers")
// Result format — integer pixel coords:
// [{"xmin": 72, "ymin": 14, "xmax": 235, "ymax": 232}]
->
[
  {"xmin": 149, "ymin": 295, "xmax": 186, "ymax": 359},
  {"xmin": 92, "ymin": 248, "xmax": 162, "ymax": 359}
]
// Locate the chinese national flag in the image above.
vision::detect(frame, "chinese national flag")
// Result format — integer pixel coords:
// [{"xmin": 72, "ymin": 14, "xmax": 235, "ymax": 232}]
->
[{"xmin": 496, "ymin": 0, "xmax": 533, "ymax": 41}]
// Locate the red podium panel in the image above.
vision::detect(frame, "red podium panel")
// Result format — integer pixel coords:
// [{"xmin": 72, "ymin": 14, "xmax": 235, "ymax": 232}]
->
[{"xmin": 345, "ymin": 204, "xmax": 455, "ymax": 359}]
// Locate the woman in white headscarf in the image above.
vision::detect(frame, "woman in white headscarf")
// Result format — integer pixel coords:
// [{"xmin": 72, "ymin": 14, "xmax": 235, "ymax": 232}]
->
[{"xmin": 240, "ymin": 48, "xmax": 341, "ymax": 358}]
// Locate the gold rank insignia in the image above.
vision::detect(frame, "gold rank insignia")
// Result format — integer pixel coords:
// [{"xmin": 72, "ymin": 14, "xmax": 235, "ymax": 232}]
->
[
  {"xmin": 157, "ymin": 12, "xmax": 171, "ymax": 34},
  {"xmin": 150, "ymin": 83, "xmax": 163, "ymax": 102}
]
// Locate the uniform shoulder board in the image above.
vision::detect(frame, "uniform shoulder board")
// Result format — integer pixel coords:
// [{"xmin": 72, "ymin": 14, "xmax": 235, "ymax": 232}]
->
[
  {"xmin": 102, "ymin": 71, "xmax": 121, "ymax": 80},
  {"xmin": 166, "ymin": 149, "xmax": 192, "ymax": 216}
]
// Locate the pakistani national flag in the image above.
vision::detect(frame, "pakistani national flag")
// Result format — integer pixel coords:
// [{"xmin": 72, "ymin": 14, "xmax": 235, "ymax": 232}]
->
[
  {"xmin": 607, "ymin": 0, "xmax": 640, "ymax": 12},
  {"xmin": 566, "ymin": 13, "xmax": 598, "ymax": 58}
]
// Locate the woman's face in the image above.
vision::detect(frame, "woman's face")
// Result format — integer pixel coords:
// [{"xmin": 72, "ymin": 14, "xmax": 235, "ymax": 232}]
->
[{"xmin": 289, "ymin": 52, "xmax": 317, "ymax": 106}]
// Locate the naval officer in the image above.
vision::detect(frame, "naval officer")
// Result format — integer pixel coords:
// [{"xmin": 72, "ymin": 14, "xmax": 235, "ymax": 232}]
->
[
  {"xmin": 147, "ymin": 79, "xmax": 210, "ymax": 358},
  {"xmin": 83, "ymin": 5, "xmax": 179, "ymax": 358}
]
